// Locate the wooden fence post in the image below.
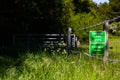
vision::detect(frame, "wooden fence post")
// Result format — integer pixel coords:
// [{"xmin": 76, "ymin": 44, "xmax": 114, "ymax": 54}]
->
[
  {"xmin": 103, "ymin": 21, "xmax": 109, "ymax": 61},
  {"xmin": 67, "ymin": 28, "xmax": 72, "ymax": 55}
]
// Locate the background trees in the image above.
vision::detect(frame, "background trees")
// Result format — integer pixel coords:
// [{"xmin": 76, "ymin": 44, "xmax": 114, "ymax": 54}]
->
[
  {"xmin": 0, "ymin": 0, "xmax": 120, "ymax": 45},
  {"xmin": 109, "ymin": 0, "xmax": 120, "ymax": 17}
]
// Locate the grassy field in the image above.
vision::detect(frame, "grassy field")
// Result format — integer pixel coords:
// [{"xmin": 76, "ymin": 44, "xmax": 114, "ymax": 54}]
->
[
  {"xmin": 0, "ymin": 37, "xmax": 120, "ymax": 80},
  {"xmin": 109, "ymin": 37, "xmax": 120, "ymax": 59},
  {"xmin": 0, "ymin": 49, "xmax": 120, "ymax": 80}
]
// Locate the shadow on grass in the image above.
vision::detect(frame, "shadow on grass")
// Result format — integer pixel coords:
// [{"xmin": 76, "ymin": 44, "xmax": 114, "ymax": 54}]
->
[
  {"xmin": 0, "ymin": 45, "xmax": 69, "ymax": 78},
  {"xmin": 0, "ymin": 46, "xmax": 27, "ymax": 78},
  {"xmin": 0, "ymin": 45, "xmax": 44, "ymax": 77}
]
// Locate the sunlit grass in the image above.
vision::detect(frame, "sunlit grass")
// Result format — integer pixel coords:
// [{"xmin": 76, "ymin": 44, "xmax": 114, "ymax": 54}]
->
[
  {"xmin": 0, "ymin": 36, "xmax": 120, "ymax": 80},
  {"xmin": 0, "ymin": 49, "xmax": 120, "ymax": 80},
  {"xmin": 108, "ymin": 37, "xmax": 120, "ymax": 60}
]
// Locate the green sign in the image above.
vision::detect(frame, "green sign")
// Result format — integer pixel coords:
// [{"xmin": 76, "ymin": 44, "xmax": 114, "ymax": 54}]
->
[
  {"xmin": 90, "ymin": 31, "xmax": 106, "ymax": 43},
  {"xmin": 89, "ymin": 44, "xmax": 106, "ymax": 54},
  {"xmin": 89, "ymin": 31, "xmax": 106, "ymax": 55}
]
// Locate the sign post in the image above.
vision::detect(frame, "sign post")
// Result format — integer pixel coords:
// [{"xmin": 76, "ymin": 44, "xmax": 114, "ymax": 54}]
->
[
  {"xmin": 103, "ymin": 21, "xmax": 109, "ymax": 61},
  {"xmin": 89, "ymin": 31, "xmax": 106, "ymax": 55}
]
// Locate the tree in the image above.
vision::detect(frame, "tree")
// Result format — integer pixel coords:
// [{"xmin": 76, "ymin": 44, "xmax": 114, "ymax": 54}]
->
[
  {"xmin": 73, "ymin": 0, "xmax": 91, "ymax": 13},
  {"xmin": 109, "ymin": 0, "xmax": 120, "ymax": 17},
  {"xmin": 97, "ymin": 2, "xmax": 110, "ymax": 20},
  {"xmin": 0, "ymin": 0, "xmax": 69, "ymax": 34}
]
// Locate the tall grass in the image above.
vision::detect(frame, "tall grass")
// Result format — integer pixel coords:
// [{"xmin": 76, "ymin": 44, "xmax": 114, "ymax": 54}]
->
[
  {"xmin": 0, "ymin": 49, "xmax": 120, "ymax": 80},
  {"xmin": 109, "ymin": 37, "xmax": 120, "ymax": 59}
]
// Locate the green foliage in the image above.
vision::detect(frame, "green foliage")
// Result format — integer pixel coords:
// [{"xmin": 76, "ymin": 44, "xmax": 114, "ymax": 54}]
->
[
  {"xmin": 109, "ymin": 22, "xmax": 120, "ymax": 36},
  {"xmin": 60, "ymin": 0, "xmax": 102, "ymax": 42},
  {"xmin": 97, "ymin": 0, "xmax": 120, "ymax": 19},
  {"xmin": 109, "ymin": 0, "xmax": 120, "ymax": 17},
  {"xmin": 67, "ymin": 12, "xmax": 102, "ymax": 42},
  {"xmin": 97, "ymin": 3, "xmax": 110, "ymax": 20},
  {"xmin": 73, "ymin": 0, "xmax": 91, "ymax": 13}
]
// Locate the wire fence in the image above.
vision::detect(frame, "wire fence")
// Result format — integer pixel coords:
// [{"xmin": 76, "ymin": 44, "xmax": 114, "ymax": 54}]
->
[{"xmin": 74, "ymin": 21, "xmax": 104, "ymax": 33}]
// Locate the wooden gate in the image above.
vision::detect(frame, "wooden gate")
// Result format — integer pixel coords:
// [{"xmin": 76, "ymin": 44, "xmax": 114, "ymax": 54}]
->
[{"xmin": 13, "ymin": 28, "xmax": 78, "ymax": 52}]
